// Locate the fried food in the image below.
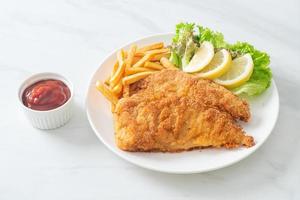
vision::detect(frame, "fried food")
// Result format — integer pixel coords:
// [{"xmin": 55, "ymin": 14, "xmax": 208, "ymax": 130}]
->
[
  {"xmin": 111, "ymin": 81, "xmax": 123, "ymax": 96},
  {"xmin": 136, "ymin": 42, "xmax": 164, "ymax": 53},
  {"xmin": 122, "ymin": 71, "xmax": 156, "ymax": 86},
  {"xmin": 126, "ymin": 70, "xmax": 250, "ymax": 121},
  {"xmin": 97, "ymin": 41, "xmax": 254, "ymax": 152},
  {"xmin": 132, "ymin": 54, "xmax": 152, "ymax": 68},
  {"xmin": 125, "ymin": 44, "xmax": 137, "ymax": 71},
  {"xmin": 110, "ymin": 50, "xmax": 126, "ymax": 87},
  {"xmin": 125, "ymin": 67, "xmax": 155, "ymax": 75},
  {"xmin": 96, "ymin": 81, "xmax": 118, "ymax": 105},
  {"xmin": 114, "ymin": 70, "xmax": 254, "ymax": 152},
  {"xmin": 160, "ymin": 57, "xmax": 178, "ymax": 69},
  {"xmin": 98, "ymin": 42, "xmax": 169, "ymax": 110},
  {"xmin": 150, "ymin": 53, "xmax": 170, "ymax": 61},
  {"xmin": 144, "ymin": 61, "xmax": 164, "ymax": 70}
]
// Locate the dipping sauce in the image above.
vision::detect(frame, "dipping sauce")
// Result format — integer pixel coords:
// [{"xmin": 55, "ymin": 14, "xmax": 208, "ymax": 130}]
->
[{"xmin": 22, "ymin": 79, "xmax": 71, "ymax": 111}]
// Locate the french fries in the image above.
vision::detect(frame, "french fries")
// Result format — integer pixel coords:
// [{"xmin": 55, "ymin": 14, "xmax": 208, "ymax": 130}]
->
[
  {"xmin": 137, "ymin": 42, "xmax": 164, "ymax": 53},
  {"xmin": 96, "ymin": 81, "xmax": 118, "ymax": 105},
  {"xmin": 132, "ymin": 54, "xmax": 152, "ymax": 68},
  {"xmin": 111, "ymin": 103, "xmax": 116, "ymax": 112},
  {"xmin": 132, "ymin": 52, "xmax": 170, "ymax": 64},
  {"xmin": 110, "ymin": 50, "xmax": 126, "ymax": 87},
  {"xmin": 135, "ymin": 52, "xmax": 145, "ymax": 57},
  {"xmin": 150, "ymin": 53, "xmax": 170, "ymax": 61},
  {"xmin": 126, "ymin": 67, "xmax": 155, "ymax": 75},
  {"xmin": 144, "ymin": 61, "xmax": 164, "ymax": 70},
  {"xmin": 104, "ymin": 77, "xmax": 110, "ymax": 85},
  {"xmin": 135, "ymin": 48, "xmax": 170, "ymax": 57},
  {"xmin": 112, "ymin": 61, "xmax": 119, "ymax": 74},
  {"xmin": 145, "ymin": 48, "xmax": 170, "ymax": 55},
  {"xmin": 132, "ymin": 49, "xmax": 170, "ymax": 68},
  {"xmin": 123, "ymin": 84, "xmax": 129, "ymax": 98},
  {"xmin": 105, "ymin": 61, "xmax": 119, "ymax": 85},
  {"xmin": 112, "ymin": 81, "xmax": 123, "ymax": 96},
  {"xmin": 96, "ymin": 42, "xmax": 178, "ymax": 105},
  {"xmin": 126, "ymin": 45, "xmax": 137, "ymax": 71},
  {"xmin": 160, "ymin": 57, "xmax": 178, "ymax": 69},
  {"xmin": 122, "ymin": 71, "xmax": 155, "ymax": 85},
  {"xmin": 132, "ymin": 56, "xmax": 141, "ymax": 65}
]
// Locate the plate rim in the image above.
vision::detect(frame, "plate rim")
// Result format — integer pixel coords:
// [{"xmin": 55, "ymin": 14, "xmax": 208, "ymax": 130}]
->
[{"xmin": 85, "ymin": 33, "xmax": 280, "ymax": 174}]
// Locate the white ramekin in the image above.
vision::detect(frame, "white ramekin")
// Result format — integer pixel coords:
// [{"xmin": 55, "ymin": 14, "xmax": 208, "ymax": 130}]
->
[{"xmin": 18, "ymin": 72, "xmax": 74, "ymax": 130}]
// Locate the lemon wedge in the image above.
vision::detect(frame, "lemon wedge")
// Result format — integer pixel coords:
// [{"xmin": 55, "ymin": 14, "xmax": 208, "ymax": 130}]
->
[
  {"xmin": 214, "ymin": 53, "xmax": 254, "ymax": 88},
  {"xmin": 196, "ymin": 49, "xmax": 232, "ymax": 79},
  {"xmin": 183, "ymin": 41, "xmax": 214, "ymax": 73}
]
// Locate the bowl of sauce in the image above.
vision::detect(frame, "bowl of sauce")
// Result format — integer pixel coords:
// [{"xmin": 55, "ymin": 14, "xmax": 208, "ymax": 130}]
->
[
  {"xmin": 22, "ymin": 79, "xmax": 71, "ymax": 111},
  {"xmin": 18, "ymin": 73, "xmax": 73, "ymax": 129}
]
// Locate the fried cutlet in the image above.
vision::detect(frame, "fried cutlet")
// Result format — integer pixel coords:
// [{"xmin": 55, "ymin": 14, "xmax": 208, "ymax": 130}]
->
[{"xmin": 114, "ymin": 69, "xmax": 254, "ymax": 152}]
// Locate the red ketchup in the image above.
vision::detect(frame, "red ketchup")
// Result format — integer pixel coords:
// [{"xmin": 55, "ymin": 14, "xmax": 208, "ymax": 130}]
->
[{"xmin": 22, "ymin": 79, "xmax": 71, "ymax": 111}]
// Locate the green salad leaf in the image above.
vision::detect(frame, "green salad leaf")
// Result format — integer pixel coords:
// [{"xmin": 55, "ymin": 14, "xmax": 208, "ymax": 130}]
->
[
  {"xmin": 171, "ymin": 23, "xmax": 197, "ymax": 68},
  {"xmin": 197, "ymin": 26, "xmax": 228, "ymax": 49},
  {"xmin": 229, "ymin": 42, "xmax": 272, "ymax": 96},
  {"xmin": 182, "ymin": 37, "xmax": 197, "ymax": 67},
  {"xmin": 172, "ymin": 22, "xmax": 195, "ymax": 44},
  {"xmin": 169, "ymin": 52, "xmax": 181, "ymax": 67},
  {"xmin": 170, "ymin": 22, "xmax": 272, "ymax": 96}
]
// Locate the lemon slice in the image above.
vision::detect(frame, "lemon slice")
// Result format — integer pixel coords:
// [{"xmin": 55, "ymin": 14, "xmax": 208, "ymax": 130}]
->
[
  {"xmin": 214, "ymin": 53, "xmax": 254, "ymax": 88},
  {"xmin": 196, "ymin": 49, "xmax": 232, "ymax": 79},
  {"xmin": 183, "ymin": 41, "xmax": 214, "ymax": 73}
]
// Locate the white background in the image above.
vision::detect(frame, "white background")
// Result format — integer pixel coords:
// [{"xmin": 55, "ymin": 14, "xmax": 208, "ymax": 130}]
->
[{"xmin": 0, "ymin": 0, "xmax": 299, "ymax": 199}]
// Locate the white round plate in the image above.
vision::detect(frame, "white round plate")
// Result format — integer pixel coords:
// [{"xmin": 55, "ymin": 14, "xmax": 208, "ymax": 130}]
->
[{"xmin": 86, "ymin": 34, "xmax": 279, "ymax": 174}]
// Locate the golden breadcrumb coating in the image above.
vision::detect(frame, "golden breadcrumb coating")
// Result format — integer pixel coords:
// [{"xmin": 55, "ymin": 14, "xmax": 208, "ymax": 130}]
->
[{"xmin": 114, "ymin": 70, "xmax": 254, "ymax": 152}]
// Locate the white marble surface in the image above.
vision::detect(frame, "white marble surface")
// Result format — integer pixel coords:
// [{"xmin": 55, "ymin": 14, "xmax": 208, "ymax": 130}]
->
[{"xmin": 0, "ymin": 0, "xmax": 299, "ymax": 199}]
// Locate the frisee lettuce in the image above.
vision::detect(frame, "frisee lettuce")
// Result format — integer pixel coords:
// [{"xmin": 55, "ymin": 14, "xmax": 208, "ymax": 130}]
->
[
  {"xmin": 171, "ymin": 23, "xmax": 197, "ymax": 68},
  {"xmin": 182, "ymin": 37, "xmax": 197, "ymax": 67},
  {"xmin": 169, "ymin": 52, "xmax": 181, "ymax": 67},
  {"xmin": 172, "ymin": 22, "xmax": 195, "ymax": 44}
]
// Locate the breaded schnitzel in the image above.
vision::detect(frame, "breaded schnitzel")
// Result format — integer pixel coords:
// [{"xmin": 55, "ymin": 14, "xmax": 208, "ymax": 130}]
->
[{"xmin": 114, "ymin": 70, "xmax": 254, "ymax": 152}]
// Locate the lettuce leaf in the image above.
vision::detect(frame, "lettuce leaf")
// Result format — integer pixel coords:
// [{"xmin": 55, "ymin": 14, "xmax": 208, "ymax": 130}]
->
[
  {"xmin": 171, "ymin": 23, "xmax": 197, "ymax": 68},
  {"xmin": 171, "ymin": 23, "xmax": 272, "ymax": 96},
  {"xmin": 169, "ymin": 52, "xmax": 181, "ymax": 68},
  {"xmin": 229, "ymin": 42, "xmax": 272, "ymax": 96},
  {"xmin": 198, "ymin": 26, "xmax": 228, "ymax": 49},
  {"xmin": 173, "ymin": 23, "xmax": 195, "ymax": 44},
  {"xmin": 172, "ymin": 23, "xmax": 195, "ymax": 56},
  {"xmin": 197, "ymin": 26, "xmax": 272, "ymax": 96},
  {"xmin": 182, "ymin": 37, "xmax": 197, "ymax": 67}
]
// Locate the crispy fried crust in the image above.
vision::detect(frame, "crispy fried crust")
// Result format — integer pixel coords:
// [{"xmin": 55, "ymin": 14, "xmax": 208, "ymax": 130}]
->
[
  {"xmin": 115, "ymin": 70, "xmax": 254, "ymax": 152},
  {"xmin": 125, "ymin": 70, "xmax": 250, "ymax": 121}
]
